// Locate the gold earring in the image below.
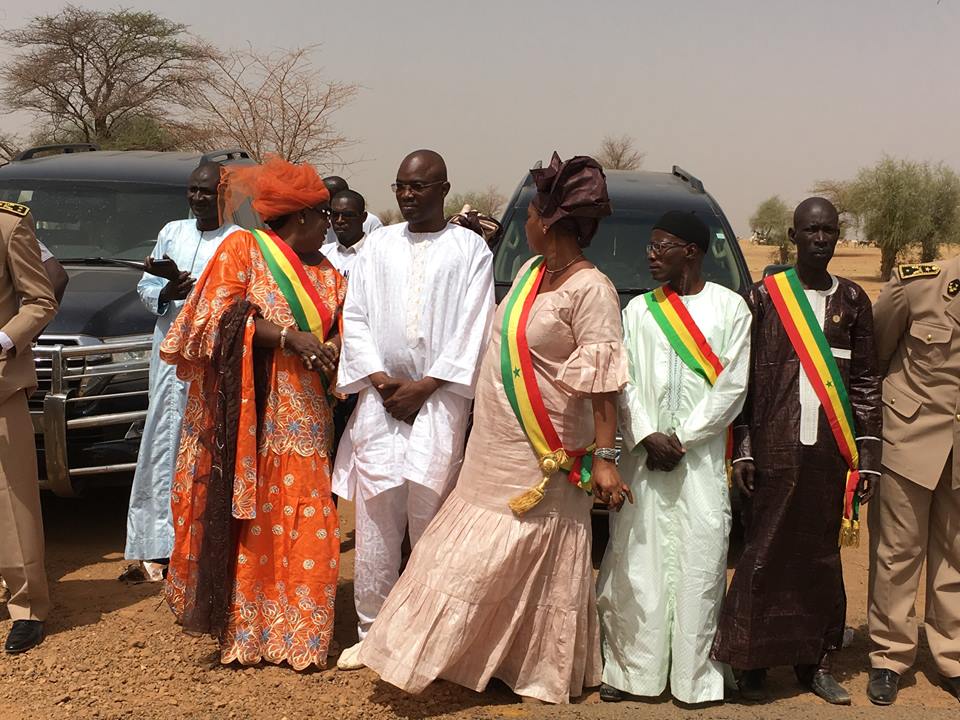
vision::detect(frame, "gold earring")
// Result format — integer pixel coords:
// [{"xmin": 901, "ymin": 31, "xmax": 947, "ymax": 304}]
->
[
  {"xmin": 542, "ymin": 226, "xmax": 548, "ymax": 234},
  {"xmin": 298, "ymin": 214, "xmax": 305, "ymax": 225}
]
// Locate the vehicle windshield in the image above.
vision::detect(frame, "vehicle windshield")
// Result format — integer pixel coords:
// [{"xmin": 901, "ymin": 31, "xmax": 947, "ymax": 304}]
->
[
  {"xmin": 0, "ymin": 181, "xmax": 188, "ymax": 260},
  {"xmin": 494, "ymin": 187, "xmax": 745, "ymax": 298}
]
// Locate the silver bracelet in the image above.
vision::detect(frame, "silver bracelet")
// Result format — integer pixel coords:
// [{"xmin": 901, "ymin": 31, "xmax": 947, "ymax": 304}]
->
[{"xmin": 594, "ymin": 447, "xmax": 619, "ymax": 463}]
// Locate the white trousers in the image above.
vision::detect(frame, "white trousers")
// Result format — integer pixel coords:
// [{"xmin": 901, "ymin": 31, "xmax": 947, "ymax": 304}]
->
[{"xmin": 354, "ymin": 481, "xmax": 448, "ymax": 638}]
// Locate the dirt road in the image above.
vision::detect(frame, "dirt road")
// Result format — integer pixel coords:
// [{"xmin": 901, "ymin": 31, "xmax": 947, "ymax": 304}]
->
[{"xmin": 3, "ymin": 244, "xmax": 958, "ymax": 719}]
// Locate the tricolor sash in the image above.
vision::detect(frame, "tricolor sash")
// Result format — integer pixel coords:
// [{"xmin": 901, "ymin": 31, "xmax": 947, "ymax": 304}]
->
[
  {"xmin": 501, "ymin": 256, "xmax": 593, "ymax": 515},
  {"xmin": 763, "ymin": 268, "xmax": 862, "ymax": 547},
  {"xmin": 252, "ymin": 229, "xmax": 336, "ymax": 341},
  {"xmin": 644, "ymin": 284, "xmax": 734, "ymax": 465},
  {"xmin": 644, "ymin": 285, "xmax": 724, "ymax": 385}
]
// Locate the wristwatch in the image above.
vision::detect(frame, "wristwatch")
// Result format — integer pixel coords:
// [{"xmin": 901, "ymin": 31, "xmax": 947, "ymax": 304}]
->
[{"xmin": 594, "ymin": 447, "xmax": 619, "ymax": 464}]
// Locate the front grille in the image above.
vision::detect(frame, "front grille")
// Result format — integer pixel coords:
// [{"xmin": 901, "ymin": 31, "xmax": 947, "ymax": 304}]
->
[{"xmin": 31, "ymin": 336, "xmax": 87, "ymax": 410}]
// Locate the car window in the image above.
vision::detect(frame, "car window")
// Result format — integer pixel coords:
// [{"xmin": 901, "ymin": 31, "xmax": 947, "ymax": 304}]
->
[
  {"xmin": 0, "ymin": 181, "xmax": 187, "ymax": 260},
  {"xmin": 494, "ymin": 189, "xmax": 744, "ymax": 296}
]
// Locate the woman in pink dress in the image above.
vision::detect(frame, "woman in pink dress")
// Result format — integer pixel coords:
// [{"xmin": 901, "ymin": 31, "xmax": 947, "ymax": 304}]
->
[{"xmin": 359, "ymin": 153, "xmax": 631, "ymax": 704}]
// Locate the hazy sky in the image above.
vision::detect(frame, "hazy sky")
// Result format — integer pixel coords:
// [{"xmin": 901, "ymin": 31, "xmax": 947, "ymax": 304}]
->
[{"xmin": 2, "ymin": 0, "xmax": 959, "ymax": 235}]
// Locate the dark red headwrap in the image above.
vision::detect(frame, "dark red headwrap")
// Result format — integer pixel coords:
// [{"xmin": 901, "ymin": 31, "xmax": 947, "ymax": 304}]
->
[{"xmin": 530, "ymin": 152, "xmax": 611, "ymax": 246}]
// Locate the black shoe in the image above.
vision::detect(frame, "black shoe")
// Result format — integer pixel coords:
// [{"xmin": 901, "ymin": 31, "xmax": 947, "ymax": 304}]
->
[
  {"xmin": 809, "ymin": 670, "xmax": 851, "ymax": 705},
  {"xmin": 599, "ymin": 683, "xmax": 623, "ymax": 702},
  {"xmin": 4, "ymin": 620, "xmax": 45, "ymax": 654},
  {"xmin": 867, "ymin": 668, "xmax": 900, "ymax": 706},
  {"xmin": 739, "ymin": 669, "xmax": 768, "ymax": 702},
  {"xmin": 941, "ymin": 675, "xmax": 960, "ymax": 702}
]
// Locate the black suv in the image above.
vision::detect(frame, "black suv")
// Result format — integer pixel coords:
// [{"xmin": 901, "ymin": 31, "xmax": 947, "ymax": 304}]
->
[
  {"xmin": 494, "ymin": 165, "xmax": 751, "ymax": 303},
  {"xmin": 494, "ymin": 165, "xmax": 752, "ymax": 518},
  {"xmin": 0, "ymin": 144, "xmax": 253, "ymax": 496}
]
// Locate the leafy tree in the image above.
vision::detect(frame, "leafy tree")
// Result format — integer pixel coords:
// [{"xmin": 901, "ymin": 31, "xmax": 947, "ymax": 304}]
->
[
  {"xmin": 189, "ymin": 46, "xmax": 358, "ymax": 167},
  {"xmin": 1, "ymin": 6, "xmax": 216, "ymax": 146},
  {"xmin": 845, "ymin": 157, "xmax": 960, "ymax": 280},
  {"xmin": 809, "ymin": 179, "xmax": 857, "ymax": 239},
  {"xmin": 444, "ymin": 186, "xmax": 506, "ymax": 219},
  {"xmin": 750, "ymin": 195, "xmax": 794, "ymax": 264},
  {"xmin": 595, "ymin": 134, "xmax": 644, "ymax": 171}
]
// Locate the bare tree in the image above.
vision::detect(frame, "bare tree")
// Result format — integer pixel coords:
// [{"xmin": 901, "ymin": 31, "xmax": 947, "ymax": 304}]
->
[
  {"xmin": 1, "ymin": 6, "xmax": 216, "ymax": 146},
  {"xmin": 189, "ymin": 46, "xmax": 358, "ymax": 168},
  {"xmin": 595, "ymin": 134, "xmax": 645, "ymax": 171},
  {"xmin": 444, "ymin": 186, "xmax": 506, "ymax": 219}
]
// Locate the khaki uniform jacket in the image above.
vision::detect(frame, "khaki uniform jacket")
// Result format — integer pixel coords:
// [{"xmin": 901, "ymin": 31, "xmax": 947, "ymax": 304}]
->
[
  {"xmin": 873, "ymin": 255, "xmax": 960, "ymax": 489},
  {"xmin": 0, "ymin": 204, "xmax": 57, "ymax": 404}
]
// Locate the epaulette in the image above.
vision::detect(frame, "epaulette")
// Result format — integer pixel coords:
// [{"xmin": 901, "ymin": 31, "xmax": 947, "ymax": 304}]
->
[
  {"xmin": 897, "ymin": 263, "xmax": 940, "ymax": 280},
  {"xmin": 0, "ymin": 201, "xmax": 29, "ymax": 218}
]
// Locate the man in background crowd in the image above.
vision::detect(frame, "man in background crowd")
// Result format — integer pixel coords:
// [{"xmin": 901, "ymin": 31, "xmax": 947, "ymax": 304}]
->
[
  {"xmin": 323, "ymin": 176, "xmax": 382, "ymax": 246},
  {"xmin": 121, "ymin": 161, "xmax": 238, "ymax": 583}
]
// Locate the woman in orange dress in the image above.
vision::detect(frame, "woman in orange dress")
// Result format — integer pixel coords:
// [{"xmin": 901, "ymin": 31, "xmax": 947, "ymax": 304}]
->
[{"xmin": 160, "ymin": 157, "xmax": 346, "ymax": 670}]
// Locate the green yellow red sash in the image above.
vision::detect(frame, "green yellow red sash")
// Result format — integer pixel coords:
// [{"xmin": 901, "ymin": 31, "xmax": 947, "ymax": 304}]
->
[
  {"xmin": 644, "ymin": 285, "xmax": 724, "ymax": 385},
  {"xmin": 501, "ymin": 256, "xmax": 593, "ymax": 515},
  {"xmin": 644, "ymin": 284, "xmax": 733, "ymax": 463},
  {"xmin": 252, "ymin": 228, "xmax": 336, "ymax": 341},
  {"xmin": 763, "ymin": 268, "xmax": 861, "ymax": 547}
]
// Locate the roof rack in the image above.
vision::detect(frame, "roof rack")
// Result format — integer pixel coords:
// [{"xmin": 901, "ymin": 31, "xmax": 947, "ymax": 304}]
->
[
  {"xmin": 202, "ymin": 148, "xmax": 253, "ymax": 163},
  {"xmin": 14, "ymin": 143, "xmax": 100, "ymax": 161},
  {"xmin": 671, "ymin": 165, "xmax": 705, "ymax": 193}
]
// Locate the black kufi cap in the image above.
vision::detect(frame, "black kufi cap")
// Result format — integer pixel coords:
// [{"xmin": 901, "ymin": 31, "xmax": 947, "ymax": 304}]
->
[{"xmin": 653, "ymin": 210, "xmax": 710, "ymax": 252}]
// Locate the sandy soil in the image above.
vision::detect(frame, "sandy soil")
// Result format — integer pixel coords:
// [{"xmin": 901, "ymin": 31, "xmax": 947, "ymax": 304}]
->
[{"xmin": 2, "ymin": 242, "xmax": 956, "ymax": 719}]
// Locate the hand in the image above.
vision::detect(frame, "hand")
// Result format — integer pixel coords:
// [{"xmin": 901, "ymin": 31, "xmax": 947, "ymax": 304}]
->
[
  {"xmin": 145, "ymin": 254, "xmax": 183, "ymax": 282},
  {"xmin": 857, "ymin": 473, "xmax": 875, "ymax": 504},
  {"xmin": 369, "ymin": 372, "xmax": 401, "ymax": 403},
  {"xmin": 314, "ymin": 339, "xmax": 340, "ymax": 375},
  {"xmin": 158, "ymin": 270, "xmax": 194, "ymax": 302},
  {"xmin": 732, "ymin": 460, "xmax": 756, "ymax": 497},
  {"xmin": 641, "ymin": 432, "xmax": 685, "ymax": 472},
  {"xmin": 284, "ymin": 329, "xmax": 327, "ymax": 372},
  {"xmin": 591, "ymin": 459, "xmax": 634, "ymax": 511},
  {"xmin": 381, "ymin": 378, "xmax": 436, "ymax": 422}
]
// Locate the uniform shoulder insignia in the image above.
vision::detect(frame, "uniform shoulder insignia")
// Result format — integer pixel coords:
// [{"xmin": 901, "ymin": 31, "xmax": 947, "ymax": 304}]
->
[
  {"xmin": 949, "ymin": 279, "xmax": 959, "ymax": 297},
  {"xmin": 0, "ymin": 200, "xmax": 30, "ymax": 218},
  {"xmin": 897, "ymin": 263, "xmax": 940, "ymax": 280}
]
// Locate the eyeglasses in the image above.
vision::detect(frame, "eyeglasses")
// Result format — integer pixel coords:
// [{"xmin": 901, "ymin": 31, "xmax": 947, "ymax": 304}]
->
[
  {"xmin": 391, "ymin": 180, "xmax": 446, "ymax": 194},
  {"xmin": 646, "ymin": 240, "xmax": 691, "ymax": 256},
  {"xmin": 312, "ymin": 206, "xmax": 332, "ymax": 218},
  {"xmin": 331, "ymin": 210, "xmax": 362, "ymax": 220}
]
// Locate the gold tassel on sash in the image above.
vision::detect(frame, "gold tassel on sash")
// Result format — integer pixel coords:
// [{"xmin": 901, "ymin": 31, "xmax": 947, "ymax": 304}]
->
[
  {"xmin": 509, "ymin": 451, "xmax": 567, "ymax": 516},
  {"xmin": 839, "ymin": 517, "xmax": 860, "ymax": 548}
]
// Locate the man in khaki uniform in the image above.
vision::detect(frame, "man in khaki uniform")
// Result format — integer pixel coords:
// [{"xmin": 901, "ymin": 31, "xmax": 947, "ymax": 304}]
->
[
  {"xmin": 0, "ymin": 200, "xmax": 57, "ymax": 654},
  {"xmin": 867, "ymin": 256, "xmax": 960, "ymax": 705}
]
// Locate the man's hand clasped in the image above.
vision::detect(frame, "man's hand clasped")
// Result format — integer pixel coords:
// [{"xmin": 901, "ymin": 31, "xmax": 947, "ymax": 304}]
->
[
  {"xmin": 370, "ymin": 372, "xmax": 438, "ymax": 425},
  {"xmin": 641, "ymin": 432, "xmax": 685, "ymax": 472}
]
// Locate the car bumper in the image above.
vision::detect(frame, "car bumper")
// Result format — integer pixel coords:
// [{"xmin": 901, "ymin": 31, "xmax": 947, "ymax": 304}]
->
[{"xmin": 31, "ymin": 336, "xmax": 151, "ymax": 496}]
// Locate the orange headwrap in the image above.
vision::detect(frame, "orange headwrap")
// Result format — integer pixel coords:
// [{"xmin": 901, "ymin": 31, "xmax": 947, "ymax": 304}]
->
[{"xmin": 221, "ymin": 155, "xmax": 330, "ymax": 222}]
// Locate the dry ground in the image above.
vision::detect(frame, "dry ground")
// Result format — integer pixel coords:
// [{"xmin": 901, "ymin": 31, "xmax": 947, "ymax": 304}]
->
[{"xmin": 2, "ymin": 243, "xmax": 957, "ymax": 719}]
